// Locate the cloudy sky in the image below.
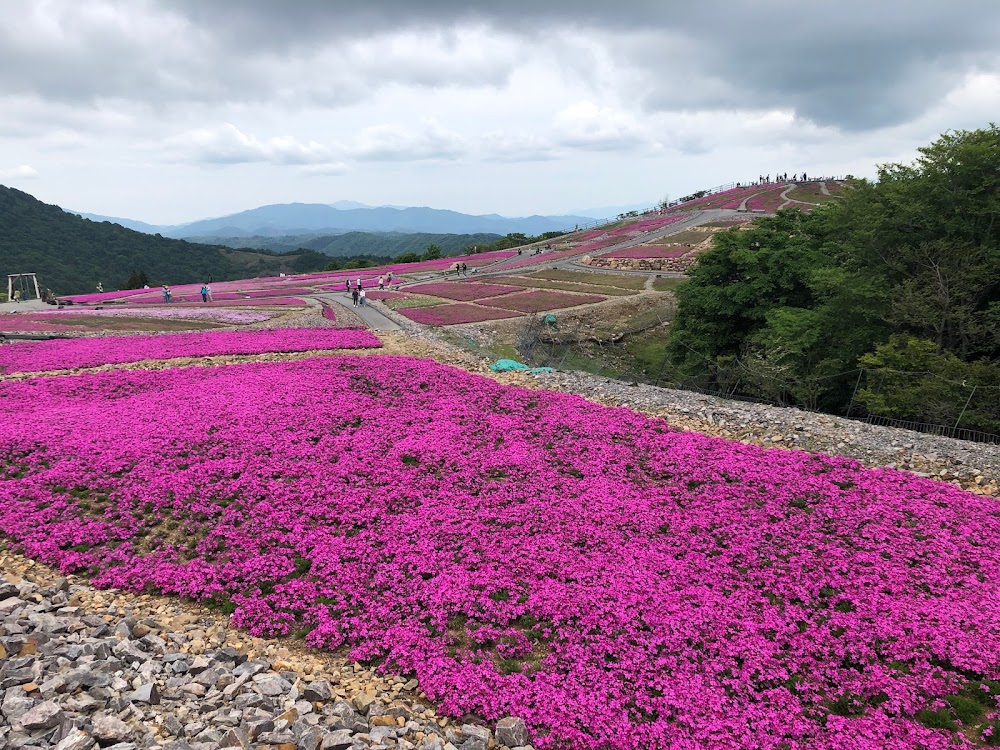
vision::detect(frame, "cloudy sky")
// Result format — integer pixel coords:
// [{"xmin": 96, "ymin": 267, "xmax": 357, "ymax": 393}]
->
[{"xmin": 2, "ymin": 1, "xmax": 1000, "ymax": 224}]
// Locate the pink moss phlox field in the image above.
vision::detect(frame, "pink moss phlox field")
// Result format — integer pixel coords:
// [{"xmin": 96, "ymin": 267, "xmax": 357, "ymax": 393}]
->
[
  {"xmin": 319, "ymin": 302, "xmax": 337, "ymax": 322},
  {"xmin": 1, "ymin": 356, "xmax": 999, "ymax": 749},
  {"xmin": 398, "ymin": 304, "xmax": 521, "ymax": 325},
  {"xmin": 365, "ymin": 291, "xmax": 408, "ymax": 300},
  {"xmin": 405, "ymin": 283, "xmax": 526, "ymax": 301},
  {"xmin": 30, "ymin": 308, "xmax": 273, "ymax": 324},
  {"xmin": 481, "ymin": 290, "xmax": 606, "ymax": 313},
  {"xmin": 0, "ymin": 320, "xmax": 86, "ymax": 333},
  {"xmin": 0, "ymin": 327, "xmax": 381, "ymax": 373},
  {"xmin": 59, "ymin": 289, "xmax": 150, "ymax": 304}
]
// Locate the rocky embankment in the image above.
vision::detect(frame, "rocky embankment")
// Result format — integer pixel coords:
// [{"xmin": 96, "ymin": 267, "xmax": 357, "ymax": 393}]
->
[{"xmin": 0, "ymin": 554, "xmax": 532, "ymax": 750}]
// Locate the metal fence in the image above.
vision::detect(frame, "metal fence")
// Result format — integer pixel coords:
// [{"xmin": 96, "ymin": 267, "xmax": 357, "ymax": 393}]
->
[{"xmin": 512, "ymin": 315, "xmax": 1000, "ymax": 446}]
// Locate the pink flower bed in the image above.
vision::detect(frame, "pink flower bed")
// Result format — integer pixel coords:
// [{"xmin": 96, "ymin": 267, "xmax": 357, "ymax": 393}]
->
[
  {"xmin": 0, "ymin": 327, "xmax": 381, "ymax": 373},
  {"xmin": 319, "ymin": 302, "xmax": 337, "ymax": 322},
  {"xmin": 29, "ymin": 308, "xmax": 273, "ymax": 324},
  {"xmin": 481, "ymin": 290, "xmax": 606, "ymax": 312},
  {"xmin": 747, "ymin": 187, "xmax": 791, "ymax": 213},
  {"xmin": 602, "ymin": 245, "xmax": 692, "ymax": 259},
  {"xmin": 59, "ymin": 290, "xmax": 149, "ymax": 304},
  {"xmin": 398, "ymin": 304, "xmax": 521, "ymax": 325},
  {"xmin": 0, "ymin": 320, "xmax": 86, "ymax": 333},
  {"xmin": 2, "ymin": 356, "xmax": 999, "ymax": 749},
  {"xmin": 494, "ymin": 248, "xmax": 601, "ymax": 272},
  {"xmin": 365, "ymin": 291, "xmax": 408, "ymax": 300},
  {"xmin": 404, "ymin": 282, "xmax": 525, "ymax": 301}
]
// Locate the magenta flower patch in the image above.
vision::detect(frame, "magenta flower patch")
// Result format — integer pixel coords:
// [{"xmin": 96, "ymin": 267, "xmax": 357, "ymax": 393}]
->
[
  {"xmin": 2, "ymin": 356, "xmax": 997, "ymax": 748},
  {"xmin": 0, "ymin": 327, "xmax": 381, "ymax": 373}
]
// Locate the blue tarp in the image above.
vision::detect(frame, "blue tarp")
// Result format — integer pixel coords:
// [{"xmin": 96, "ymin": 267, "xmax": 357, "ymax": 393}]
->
[{"xmin": 490, "ymin": 359, "xmax": 553, "ymax": 374}]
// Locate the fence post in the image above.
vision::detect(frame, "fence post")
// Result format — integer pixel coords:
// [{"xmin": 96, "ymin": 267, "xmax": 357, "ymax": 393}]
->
[
  {"xmin": 845, "ymin": 369, "xmax": 864, "ymax": 418},
  {"xmin": 954, "ymin": 385, "xmax": 977, "ymax": 431}
]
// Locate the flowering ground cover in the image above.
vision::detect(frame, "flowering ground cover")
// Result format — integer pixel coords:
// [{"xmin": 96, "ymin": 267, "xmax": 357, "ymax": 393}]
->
[
  {"xmin": 479, "ymin": 289, "xmax": 607, "ymax": 313},
  {"xmin": 404, "ymin": 282, "xmax": 526, "ymax": 301},
  {"xmin": 365, "ymin": 291, "xmax": 408, "ymax": 300},
  {"xmin": 488, "ymin": 277, "xmax": 636, "ymax": 297},
  {"xmin": 397, "ymin": 303, "xmax": 521, "ymax": 325},
  {"xmin": 602, "ymin": 245, "xmax": 692, "ymax": 259},
  {"xmin": 28, "ymin": 308, "xmax": 274, "ymax": 324},
  {"xmin": 1, "ymin": 356, "xmax": 999, "ymax": 749},
  {"xmin": 318, "ymin": 302, "xmax": 337, "ymax": 322},
  {"xmin": 0, "ymin": 327, "xmax": 381, "ymax": 373},
  {"xmin": 0, "ymin": 319, "xmax": 87, "ymax": 333},
  {"xmin": 59, "ymin": 289, "xmax": 150, "ymax": 304},
  {"xmin": 747, "ymin": 188, "xmax": 791, "ymax": 213}
]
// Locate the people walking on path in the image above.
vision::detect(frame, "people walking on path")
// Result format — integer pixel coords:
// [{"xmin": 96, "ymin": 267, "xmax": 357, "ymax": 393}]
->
[
  {"xmin": 356, "ymin": 277, "xmax": 362, "ymax": 290},
  {"xmin": 345, "ymin": 279, "xmax": 351, "ymax": 292},
  {"xmin": 200, "ymin": 284, "xmax": 209, "ymax": 303},
  {"xmin": 378, "ymin": 276, "xmax": 385, "ymax": 290},
  {"xmin": 351, "ymin": 288, "xmax": 359, "ymax": 307},
  {"xmin": 359, "ymin": 288, "xmax": 367, "ymax": 306},
  {"xmin": 206, "ymin": 285, "xmax": 213, "ymax": 302},
  {"xmin": 162, "ymin": 285, "xmax": 171, "ymax": 303}
]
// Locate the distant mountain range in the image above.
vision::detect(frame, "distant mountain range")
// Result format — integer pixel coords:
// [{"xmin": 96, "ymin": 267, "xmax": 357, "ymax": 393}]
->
[{"xmin": 72, "ymin": 202, "xmax": 595, "ymax": 239}]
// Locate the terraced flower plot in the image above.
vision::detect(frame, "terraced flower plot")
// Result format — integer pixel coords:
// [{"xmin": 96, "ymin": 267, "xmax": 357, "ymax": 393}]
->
[
  {"xmin": 480, "ymin": 289, "xmax": 606, "ymax": 313},
  {"xmin": 0, "ymin": 327, "xmax": 381, "ymax": 374},
  {"xmin": 404, "ymin": 282, "xmax": 525, "ymax": 301},
  {"xmin": 397, "ymin": 303, "xmax": 521, "ymax": 325},
  {"xmin": 2, "ymin": 356, "xmax": 998, "ymax": 749}
]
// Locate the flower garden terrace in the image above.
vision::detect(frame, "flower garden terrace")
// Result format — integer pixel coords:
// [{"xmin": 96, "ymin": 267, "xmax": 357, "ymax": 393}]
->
[{"xmin": 1, "ymin": 355, "xmax": 999, "ymax": 749}]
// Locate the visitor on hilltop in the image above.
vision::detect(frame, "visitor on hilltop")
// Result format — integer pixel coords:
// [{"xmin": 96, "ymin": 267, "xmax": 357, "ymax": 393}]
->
[
  {"xmin": 200, "ymin": 284, "xmax": 209, "ymax": 303},
  {"xmin": 351, "ymin": 287, "xmax": 359, "ymax": 307},
  {"xmin": 359, "ymin": 288, "xmax": 367, "ymax": 306}
]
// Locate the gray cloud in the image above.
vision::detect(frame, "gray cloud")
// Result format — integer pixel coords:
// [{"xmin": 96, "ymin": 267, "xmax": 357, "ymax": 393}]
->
[
  {"xmin": 2, "ymin": 0, "xmax": 999, "ymax": 139},
  {"xmin": 162, "ymin": 0, "xmax": 1000, "ymax": 130}
]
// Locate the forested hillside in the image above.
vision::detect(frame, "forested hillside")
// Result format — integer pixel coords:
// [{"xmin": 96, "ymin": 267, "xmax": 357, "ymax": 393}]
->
[
  {"xmin": 189, "ymin": 230, "xmax": 503, "ymax": 258},
  {"xmin": 668, "ymin": 125, "xmax": 1000, "ymax": 433},
  {"xmin": 0, "ymin": 187, "xmax": 329, "ymax": 295}
]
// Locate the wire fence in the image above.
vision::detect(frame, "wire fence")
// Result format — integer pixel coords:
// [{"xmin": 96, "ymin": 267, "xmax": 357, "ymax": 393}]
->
[{"xmin": 514, "ymin": 315, "xmax": 1000, "ymax": 446}]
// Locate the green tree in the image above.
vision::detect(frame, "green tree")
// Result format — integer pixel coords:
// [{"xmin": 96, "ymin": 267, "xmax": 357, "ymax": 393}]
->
[
  {"xmin": 123, "ymin": 270, "xmax": 150, "ymax": 289},
  {"xmin": 421, "ymin": 244, "xmax": 442, "ymax": 261},
  {"xmin": 667, "ymin": 124, "xmax": 1000, "ymax": 429}
]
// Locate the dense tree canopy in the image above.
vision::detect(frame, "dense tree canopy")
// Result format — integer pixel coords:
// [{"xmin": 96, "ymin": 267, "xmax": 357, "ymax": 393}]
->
[{"xmin": 668, "ymin": 125, "xmax": 1000, "ymax": 433}]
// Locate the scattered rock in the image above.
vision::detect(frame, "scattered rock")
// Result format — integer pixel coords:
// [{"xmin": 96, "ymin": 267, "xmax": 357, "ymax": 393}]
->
[{"xmin": 495, "ymin": 717, "xmax": 530, "ymax": 747}]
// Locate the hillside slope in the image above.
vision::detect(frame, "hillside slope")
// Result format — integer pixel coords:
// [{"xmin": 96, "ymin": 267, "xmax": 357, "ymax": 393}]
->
[{"xmin": 1, "ymin": 186, "xmax": 330, "ymax": 295}]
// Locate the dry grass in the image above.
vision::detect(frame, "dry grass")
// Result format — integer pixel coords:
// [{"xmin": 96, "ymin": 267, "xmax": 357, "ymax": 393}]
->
[{"xmin": 652, "ymin": 277, "xmax": 687, "ymax": 292}]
